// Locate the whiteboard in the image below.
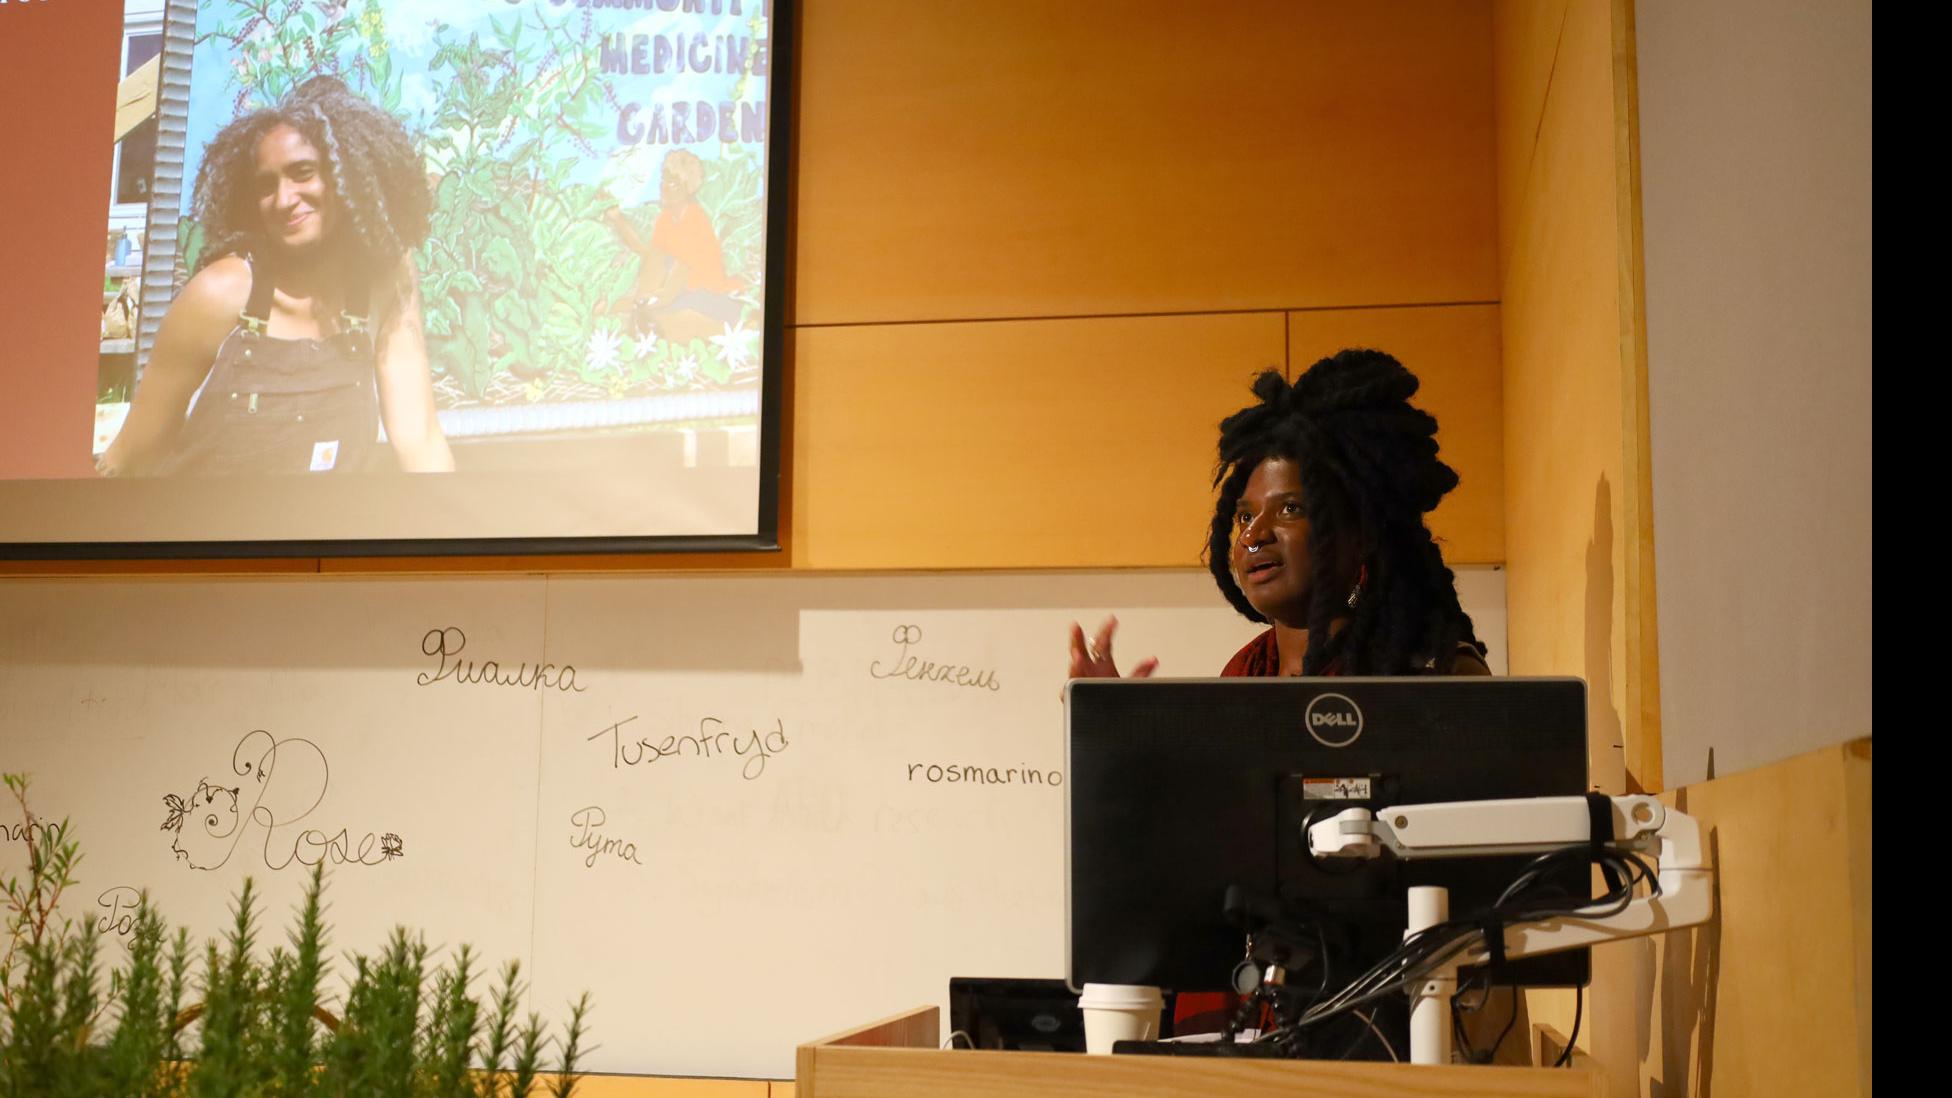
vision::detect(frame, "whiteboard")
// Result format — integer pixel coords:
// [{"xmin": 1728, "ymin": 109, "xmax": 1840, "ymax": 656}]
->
[{"xmin": 0, "ymin": 567, "xmax": 1504, "ymax": 1078}]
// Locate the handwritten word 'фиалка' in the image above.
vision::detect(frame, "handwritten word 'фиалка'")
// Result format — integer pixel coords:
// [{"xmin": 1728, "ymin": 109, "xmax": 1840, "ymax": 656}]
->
[{"xmin": 416, "ymin": 626, "xmax": 586, "ymax": 692}]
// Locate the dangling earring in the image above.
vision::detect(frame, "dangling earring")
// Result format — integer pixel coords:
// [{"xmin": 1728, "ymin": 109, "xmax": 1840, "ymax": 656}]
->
[{"xmin": 1346, "ymin": 563, "xmax": 1368, "ymax": 610}]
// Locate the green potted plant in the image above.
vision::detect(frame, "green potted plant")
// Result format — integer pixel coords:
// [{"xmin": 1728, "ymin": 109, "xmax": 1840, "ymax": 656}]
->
[{"xmin": 2, "ymin": 774, "xmax": 589, "ymax": 1097}]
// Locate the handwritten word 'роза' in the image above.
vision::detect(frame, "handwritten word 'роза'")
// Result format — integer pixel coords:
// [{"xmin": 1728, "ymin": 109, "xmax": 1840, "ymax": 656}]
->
[
  {"xmin": 869, "ymin": 625, "xmax": 1001, "ymax": 692},
  {"xmin": 586, "ymin": 715, "xmax": 790, "ymax": 781},
  {"xmin": 416, "ymin": 626, "xmax": 586, "ymax": 692},
  {"xmin": 95, "ymin": 886, "xmax": 143, "ymax": 938}
]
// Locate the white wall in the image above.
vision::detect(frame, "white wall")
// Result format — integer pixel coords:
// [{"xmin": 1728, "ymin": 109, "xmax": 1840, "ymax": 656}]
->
[{"xmin": 1637, "ymin": 0, "xmax": 1872, "ymax": 787}]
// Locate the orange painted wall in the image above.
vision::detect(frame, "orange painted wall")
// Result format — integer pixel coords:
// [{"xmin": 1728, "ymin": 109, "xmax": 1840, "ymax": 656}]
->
[{"xmin": 0, "ymin": 1, "xmax": 123, "ymax": 481}]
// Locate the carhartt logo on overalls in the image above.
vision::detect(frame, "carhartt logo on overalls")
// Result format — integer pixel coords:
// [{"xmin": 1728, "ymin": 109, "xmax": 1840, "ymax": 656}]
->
[{"xmin": 166, "ymin": 265, "xmax": 378, "ymax": 476}]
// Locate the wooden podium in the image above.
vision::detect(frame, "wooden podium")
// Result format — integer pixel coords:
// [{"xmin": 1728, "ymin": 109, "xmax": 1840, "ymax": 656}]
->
[{"xmin": 796, "ymin": 1006, "xmax": 1605, "ymax": 1098}]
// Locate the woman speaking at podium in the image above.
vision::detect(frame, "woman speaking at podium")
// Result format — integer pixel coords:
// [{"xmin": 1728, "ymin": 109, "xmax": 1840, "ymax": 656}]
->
[
  {"xmin": 1068, "ymin": 348, "xmax": 1490, "ymax": 680},
  {"xmin": 1065, "ymin": 348, "xmax": 1496, "ymax": 1044}
]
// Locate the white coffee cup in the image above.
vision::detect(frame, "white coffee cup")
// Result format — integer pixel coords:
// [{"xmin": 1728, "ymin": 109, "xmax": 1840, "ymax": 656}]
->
[{"xmin": 1077, "ymin": 983, "xmax": 1163, "ymax": 1054}]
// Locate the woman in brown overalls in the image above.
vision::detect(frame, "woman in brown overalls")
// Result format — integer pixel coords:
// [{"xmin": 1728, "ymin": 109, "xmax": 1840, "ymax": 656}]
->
[{"xmin": 101, "ymin": 77, "xmax": 452, "ymax": 476}]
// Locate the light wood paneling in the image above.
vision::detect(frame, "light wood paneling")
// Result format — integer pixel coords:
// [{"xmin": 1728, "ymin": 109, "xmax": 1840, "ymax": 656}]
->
[
  {"xmin": 1496, "ymin": 3, "xmax": 1651, "ymax": 1092},
  {"xmin": 789, "ymin": 312, "xmax": 1284, "ymax": 570},
  {"xmin": 1639, "ymin": 739, "xmax": 1872, "ymax": 1098},
  {"xmin": 1492, "ymin": 0, "xmax": 1571, "ymax": 279},
  {"xmin": 1500, "ymin": 0, "xmax": 1630, "ymax": 788},
  {"xmin": 795, "ymin": 1, "xmax": 1497, "ymax": 324}
]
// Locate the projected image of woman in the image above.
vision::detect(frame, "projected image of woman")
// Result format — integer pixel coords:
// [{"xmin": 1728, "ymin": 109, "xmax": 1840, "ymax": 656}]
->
[
  {"xmin": 100, "ymin": 76, "xmax": 453, "ymax": 476},
  {"xmin": 1067, "ymin": 349, "xmax": 1490, "ymax": 680}
]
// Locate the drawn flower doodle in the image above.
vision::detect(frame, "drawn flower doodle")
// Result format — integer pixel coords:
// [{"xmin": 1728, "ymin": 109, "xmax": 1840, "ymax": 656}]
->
[
  {"xmin": 157, "ymin": 729, "xmax": 401, "ymax": 872},
  {"xmin": 164, "ymin": 779, "xmax": 242, "ymax": 870}
]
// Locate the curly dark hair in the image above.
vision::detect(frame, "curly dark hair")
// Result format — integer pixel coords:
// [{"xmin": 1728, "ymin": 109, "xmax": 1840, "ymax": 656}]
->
[
  {"xmin": 1206, "ymin": 349, "xmax": 1485, "ymax": 675},
  {"xmin": 189, "ymin": 75, "xmax": 429, "ymax": 282}
]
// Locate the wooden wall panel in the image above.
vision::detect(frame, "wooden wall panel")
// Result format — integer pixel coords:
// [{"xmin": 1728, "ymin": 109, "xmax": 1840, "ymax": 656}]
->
[
  {"xmin": 1500, "ymin": 0, "xmax": 1631, "ymax": 791},
  {"xmin": 795, "ymin": 1, "xmax": 1497, "ymax": 325},
  {"xmin": 1498, "ymin": 2, "xmax": 1661, "ymax": 1094},
  {"xmin": 789, "ymin": 312, "xmax": 1283, "ymax": 570},
  {"xmin": 1493, "ymin": 0, "xmax": 1572, "ymax": 279},
  {"xmin": 1640, "ymin": 740, "xmax": 1873, "ymax": 1098}
]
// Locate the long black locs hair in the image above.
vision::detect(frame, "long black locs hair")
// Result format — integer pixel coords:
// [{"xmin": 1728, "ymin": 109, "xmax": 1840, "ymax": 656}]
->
[
  {"xmin": 189, "ymin": 75, "xmax": 430, "ymax": 284},
  {"xmin": 1206, "ymin": 349, "xmax": 1486, "ymax": 675}
]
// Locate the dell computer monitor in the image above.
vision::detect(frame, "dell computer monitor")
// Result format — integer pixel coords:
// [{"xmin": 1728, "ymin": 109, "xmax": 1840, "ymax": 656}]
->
[{"xmin": 1066, "ymin": 677, "xmax": 1592, "ymax": 1002}]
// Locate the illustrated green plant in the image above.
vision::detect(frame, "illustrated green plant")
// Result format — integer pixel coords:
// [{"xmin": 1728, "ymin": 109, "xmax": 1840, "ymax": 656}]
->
[{"xmin": 201, "ymin": 0, "xmax": 408, "ymax": 117}]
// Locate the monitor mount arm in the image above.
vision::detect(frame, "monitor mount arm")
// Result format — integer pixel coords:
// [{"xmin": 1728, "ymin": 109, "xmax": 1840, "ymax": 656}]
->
[{"xmin": 1305, "ymin": 794, "xmax": 1714, "ymax": 1065}]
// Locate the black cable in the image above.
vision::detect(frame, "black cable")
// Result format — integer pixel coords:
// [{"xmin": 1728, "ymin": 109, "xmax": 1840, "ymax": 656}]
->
[
  {"xmin": 1337, "ymin": 1013, "xmax": 1374, "ymax": 1060},
  {"xmin": 1336, "ymin": 1008, "xmax": 1396, "ymax": 1061},
  {"xmin": 1312, "ymin": 921, "xmax": 1332, "ymax": 1005},
  {"xmin": 1495, "ymin": 847, "xmax": 1659, "ymax": 920},
  {"xmin": 1555, "ymin": 986, "xmax": 1583, "ymax": 1068},
  {"xmin": 1293, "ymin": 926, "xmax": 1483, "ymax": 1028},
  {"xmin": 1226, "ymin": 903, "xmax": 1341, "ymax": 1042},
  {"xmin": 1488, "ymin": 987, "xmax": 1519, "ymax": 1064},
  {"xmin": 1293, "ymin": 843, "xmax": 1659, "ymax": 1034},
  {"xmin": 1231, "ymin": 917, "xmax": 1340, "ymax": 1044},
  {"xmin": 1241, "ymin": 839, "xmax": 1663, "ymax": 1066},
  {"xmin": 1451, "ymin": 971, "xmax": 1489, "ymax": 1063}
]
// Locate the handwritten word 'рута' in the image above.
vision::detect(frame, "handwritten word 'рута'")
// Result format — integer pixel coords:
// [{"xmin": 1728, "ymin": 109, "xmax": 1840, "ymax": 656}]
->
[
  {"xmin": 569, "ymin": 806, "xmax": 643, "ymax": 869},
  {"xmin": 417, "ymin": 626, "xmax": 586, "ymax": 692},
  {"xmin": 586, "ymin": 715, "xmax": 790, "ymax": 781},
  {"xmin": 869, "ymin": 625, "xmax": 1001, "ymax": 692}
]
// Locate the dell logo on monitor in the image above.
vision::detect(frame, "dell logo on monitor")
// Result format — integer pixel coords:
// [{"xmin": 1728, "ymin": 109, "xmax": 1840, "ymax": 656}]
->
[{"xmin": 1303, "ymin": 693, "xmax": 1364, "ymax": 747}]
